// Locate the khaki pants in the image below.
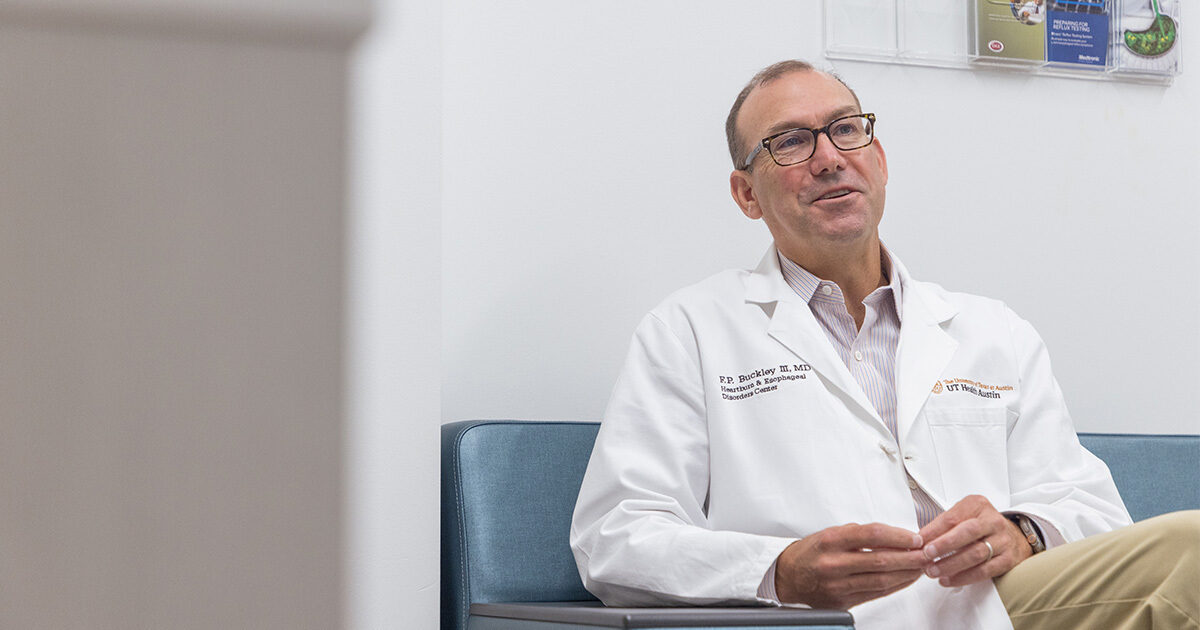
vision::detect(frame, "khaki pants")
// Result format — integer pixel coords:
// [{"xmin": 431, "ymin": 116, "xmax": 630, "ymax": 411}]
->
[{"xmin": 995, "ymin": 510, "xmax": 1200, "ymax": 630}]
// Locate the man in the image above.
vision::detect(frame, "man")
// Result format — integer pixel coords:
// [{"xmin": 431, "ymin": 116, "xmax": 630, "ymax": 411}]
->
[{"xmin": 570, "ymin": 60, "xmax": 1198, "ymax": 629}]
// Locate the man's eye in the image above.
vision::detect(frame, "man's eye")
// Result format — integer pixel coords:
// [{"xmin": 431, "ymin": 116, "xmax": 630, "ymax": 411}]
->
[
  {"xmin": 774, "ymin": 133, "xmax": 811, "ymax": 151},
  {"xmin": 832, "ymin": 123, "xmax": 858, "ymax": 136}
]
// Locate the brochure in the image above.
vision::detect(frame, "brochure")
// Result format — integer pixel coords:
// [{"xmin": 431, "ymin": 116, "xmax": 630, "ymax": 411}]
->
[
  {"xmin": 974, "ymin": 0, "xmax": 1048, "ymax": 62},
  {"xmin": 1115, "ymin": 0, "xmax": 1181, "ymax": 74},
  {"xmin": 1046, "ymin": 0, "xmax": 1111, "ymax": 67}
]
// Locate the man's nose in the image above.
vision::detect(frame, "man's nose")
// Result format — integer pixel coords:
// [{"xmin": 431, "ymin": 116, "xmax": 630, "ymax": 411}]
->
[{"xmin": 807, "ymin": 131, "xmax": 845, "ymax": 174}]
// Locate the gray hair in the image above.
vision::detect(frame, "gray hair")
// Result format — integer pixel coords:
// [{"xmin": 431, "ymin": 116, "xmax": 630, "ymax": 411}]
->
[{"xmin": 725, "ymin": 60, "xmax": 862, "ymax": 170}]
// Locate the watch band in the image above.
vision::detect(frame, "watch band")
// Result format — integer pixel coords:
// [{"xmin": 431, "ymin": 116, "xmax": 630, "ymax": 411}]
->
[{"xmin": 1008, "ymin": 514, "xmax": 1046, "ymax": 554}]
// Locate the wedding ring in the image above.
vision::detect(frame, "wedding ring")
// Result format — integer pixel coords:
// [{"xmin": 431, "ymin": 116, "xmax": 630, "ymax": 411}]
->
[{"xmin": 983, "ymin": 540, "xmax": 995, "ymax": 563}]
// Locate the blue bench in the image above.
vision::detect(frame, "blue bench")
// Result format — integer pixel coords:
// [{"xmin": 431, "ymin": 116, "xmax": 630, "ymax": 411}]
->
[{"xmin": 441, "ymin": 420, "xmax": 1200, "ymax": 630}]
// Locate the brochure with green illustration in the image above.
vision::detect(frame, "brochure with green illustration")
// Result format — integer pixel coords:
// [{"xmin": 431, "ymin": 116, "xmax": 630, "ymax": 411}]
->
[{"xmin": 1115, "ymin": 0, "xmax": 1180, "ymax": 74}]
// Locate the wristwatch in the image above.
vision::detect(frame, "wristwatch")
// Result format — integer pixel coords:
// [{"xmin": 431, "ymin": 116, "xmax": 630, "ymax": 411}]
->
[{"xmin": 1007, "ymin": 514, "xmax": 1046, "ymax": 554}]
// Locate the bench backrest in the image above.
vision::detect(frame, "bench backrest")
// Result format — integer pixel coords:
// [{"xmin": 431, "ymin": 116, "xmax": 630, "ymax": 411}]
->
[
  {"xmin": 441, "ymin": 420, "xmax": 1199, "ymax": 630},
  {"xmin": 441, "ymin": 421, "xmax": 601, "ymax": 630},
  {"xmin": 1077, "ymin": 433, "xmax": 1199, "ymax": 522}
]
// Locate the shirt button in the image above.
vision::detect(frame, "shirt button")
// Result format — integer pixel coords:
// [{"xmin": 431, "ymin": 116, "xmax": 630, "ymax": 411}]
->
[
  {"xmin": 820, "ymin": 285, "xmax": 833, "ymax": 296},
  {"xmin": 854, "ymin": 350, "xmax": 864, "ymax": 361},
  {"xmin": 907, "ymin": 478, "xmax": 918, "ymax": 490}
]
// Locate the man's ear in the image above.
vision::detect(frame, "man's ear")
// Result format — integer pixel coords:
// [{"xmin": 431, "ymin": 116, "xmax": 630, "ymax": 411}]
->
[
  {"xmin": 730, "ymin": 170, "xmax": 762, "ymax": 220},
  {"xmin": 873, "ymin": 137, "xmax": 888, "ymax": 186}
]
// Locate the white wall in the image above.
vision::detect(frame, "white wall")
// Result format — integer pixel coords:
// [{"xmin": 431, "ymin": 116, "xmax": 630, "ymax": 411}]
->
[
  {"xmin": 352, "ymin": 0, "xmax": 1198, "ymax": 628},
  {"xmin": 348, "ymin": 0, "xmax": 442, "ymax": 627},
  {"xmin": 436, "ymin": 0, "xmax": 1199, "ymax": 435}
]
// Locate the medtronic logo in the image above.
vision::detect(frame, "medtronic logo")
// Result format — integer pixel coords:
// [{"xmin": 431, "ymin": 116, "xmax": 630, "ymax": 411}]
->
[{"xmin": 989, "ymin": 40, "xmax": 1005, "ymax": 52}]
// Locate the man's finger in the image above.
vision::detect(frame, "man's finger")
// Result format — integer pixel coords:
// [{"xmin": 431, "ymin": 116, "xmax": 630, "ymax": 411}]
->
[
  {"xmin": 937, "ymin": 550, "xmax": 1003, "ymax": 588},
  {"xmin": 917, "ymin": 495, "xmax": 987, "ymax": 544},
  {"xmin": 921, "ymin": 516, "xmax": 988, "ymax": 560},
  {"xmin": 917, "ymin": 512, "xmax": 955, "ymax": 545},
  {"xmin": 836, "ymin": 549, "xmax": 929, "ymax": 575},
  {"xmin": 926, "ymin": 538, "xmax": 996, "ymax": 579},
  {"xmin": 835, "ymin": 574, "xmax": 925, "ymax": 610},
  {"xmin": 827, "ymin": 522, "xmax": 924, "ymax": 551},
  {"xmin": 836, "ymin": 569, "xmax": 925, "ymax": 595}
]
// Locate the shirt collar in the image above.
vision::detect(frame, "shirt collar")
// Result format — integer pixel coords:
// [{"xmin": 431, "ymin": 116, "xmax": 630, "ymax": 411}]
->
[{"xmin": 776, "ymin": 245, "xmax": 904, "ymax": 321}]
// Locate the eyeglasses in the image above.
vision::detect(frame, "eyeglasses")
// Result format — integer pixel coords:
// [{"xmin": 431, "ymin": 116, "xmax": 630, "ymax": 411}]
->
[{"xmin": 741, "ymin": 113, "xmax": 876, "ymax": 170}]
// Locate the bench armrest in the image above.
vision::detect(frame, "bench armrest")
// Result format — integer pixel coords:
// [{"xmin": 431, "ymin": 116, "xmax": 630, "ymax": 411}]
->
[{"xmin": 469, "ymin": 601, "xmax": 854, "ymax": 629}]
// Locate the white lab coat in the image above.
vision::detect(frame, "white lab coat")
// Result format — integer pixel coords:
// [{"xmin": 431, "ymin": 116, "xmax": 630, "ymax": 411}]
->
[{"xmin": 570, "ymin": 247, "xmax": 1131, "ymax": 630}]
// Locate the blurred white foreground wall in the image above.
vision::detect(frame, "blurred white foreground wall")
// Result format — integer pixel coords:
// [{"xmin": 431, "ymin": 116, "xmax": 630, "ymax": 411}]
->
[{"xmin": 0, "ymin": 1, "xmax": 365, "ymax": 627}]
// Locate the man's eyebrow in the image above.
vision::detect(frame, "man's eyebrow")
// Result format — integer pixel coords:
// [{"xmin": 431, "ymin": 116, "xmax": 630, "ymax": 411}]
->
[{"xmin": 763, "ymin": 106, "xmax": 861, "ymax": 137}]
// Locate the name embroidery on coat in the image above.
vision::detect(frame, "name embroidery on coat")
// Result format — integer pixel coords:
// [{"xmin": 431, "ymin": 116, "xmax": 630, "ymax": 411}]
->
[{"xmin": 717, "ymin": 363, "xmax": 812, "ymax": 401}]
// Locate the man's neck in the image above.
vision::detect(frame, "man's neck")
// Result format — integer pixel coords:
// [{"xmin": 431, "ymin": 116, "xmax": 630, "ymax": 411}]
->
[{"xmin": 779, "ymin": 238, "xmax": 887, "ymax": 329}]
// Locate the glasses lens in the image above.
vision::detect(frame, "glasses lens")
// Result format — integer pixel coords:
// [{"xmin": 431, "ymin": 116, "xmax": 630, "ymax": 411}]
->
[
  {"xmin": 828, "ymin": 115, "xmax": 873, "ymax": 151},
  {"xmin": 768, "ymin": 129, "xmax": 816, "ymax": 166}
]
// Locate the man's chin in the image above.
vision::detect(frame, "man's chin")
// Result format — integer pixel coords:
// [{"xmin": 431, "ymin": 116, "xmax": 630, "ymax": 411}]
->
[{"xmin": 816, "ymin": 218, "xmax": 876, "ymax": 244}]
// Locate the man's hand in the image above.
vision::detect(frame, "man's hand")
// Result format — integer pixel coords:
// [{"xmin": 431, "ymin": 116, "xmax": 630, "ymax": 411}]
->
[
  {"xmin": 917, "ymin": 495, "xmax": 1032, "ymax": 587},
  {"xmin": 774, "ymin": 522, "xmax": 928, "ymax": 610}
]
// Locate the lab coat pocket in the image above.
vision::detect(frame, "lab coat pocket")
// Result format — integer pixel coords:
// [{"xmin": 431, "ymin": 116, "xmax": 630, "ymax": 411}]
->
[{"xmin": 924, "ymin": 407, "xmax": 1010, "ymax": 508}]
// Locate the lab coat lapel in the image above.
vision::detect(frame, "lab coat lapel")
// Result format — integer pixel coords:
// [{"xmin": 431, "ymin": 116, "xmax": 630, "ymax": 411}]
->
[
  {"xmin": 745, "ymin": 248, "xmax": 884, "ymax": 430},
  {"xmin": 894, "ymin": 259, "xmax": 959, "ymax": 442}
]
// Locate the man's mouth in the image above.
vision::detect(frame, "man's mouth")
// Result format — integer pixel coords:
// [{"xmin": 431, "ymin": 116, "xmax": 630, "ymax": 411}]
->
[{"xmin": 816, "ymin": 189, "xmax": 855, "ymax": 201}]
